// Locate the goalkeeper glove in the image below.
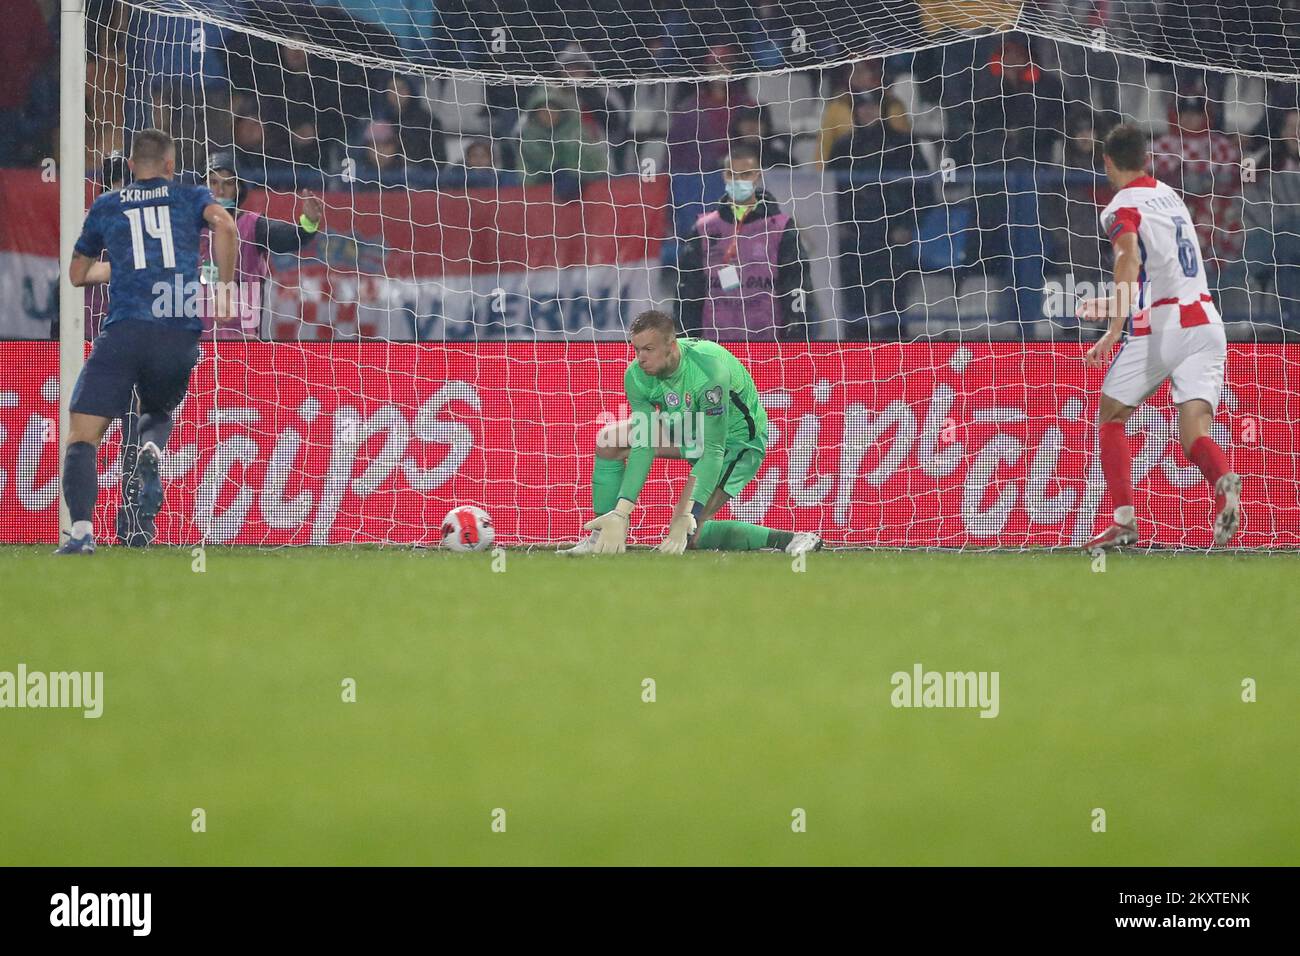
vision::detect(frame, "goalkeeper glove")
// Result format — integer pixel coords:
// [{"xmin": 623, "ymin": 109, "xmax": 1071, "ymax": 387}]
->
[
  {"xmin": 657, "ymin": 513, "xmax": 697, "ymax": 555},
  {"xmin": 584, "ymin": 498, "xmax": 634, "ymax": 554}
]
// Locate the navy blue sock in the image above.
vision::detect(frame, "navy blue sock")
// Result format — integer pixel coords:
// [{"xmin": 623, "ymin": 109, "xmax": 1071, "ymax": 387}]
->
[
  {"xmin": 137, "ymin": 411, "xmax": 174, "ymax": 450},
  {"xmin": 63, "ymin": 441, "xmax": 98, "ymax": 523}
]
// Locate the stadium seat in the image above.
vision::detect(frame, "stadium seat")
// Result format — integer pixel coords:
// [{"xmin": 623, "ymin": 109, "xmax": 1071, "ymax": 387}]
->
[{"xmin": 890, "ymin": 75, "xmax": 946, "ymax": 139}]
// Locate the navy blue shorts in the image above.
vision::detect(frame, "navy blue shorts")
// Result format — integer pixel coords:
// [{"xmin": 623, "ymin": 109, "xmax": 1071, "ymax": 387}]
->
[{"xmin": 70, "ymin": 319, "xmax": 201, "ymax": 419}]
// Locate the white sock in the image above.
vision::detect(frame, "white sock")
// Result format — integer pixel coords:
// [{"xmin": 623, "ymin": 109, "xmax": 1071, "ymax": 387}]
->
[
  {"xmin": 1114, "ymin": 506, "xmax": 1135, "ymax": 526},
  {"xmin": 72, "ymin": 520, "xmax": 93, "ymax": 539}
]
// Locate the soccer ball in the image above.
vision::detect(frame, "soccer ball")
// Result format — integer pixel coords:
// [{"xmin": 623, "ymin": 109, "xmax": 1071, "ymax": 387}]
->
[{"xmin": 440, "ymin": 505, "xmax": 495, "ymax": 552}]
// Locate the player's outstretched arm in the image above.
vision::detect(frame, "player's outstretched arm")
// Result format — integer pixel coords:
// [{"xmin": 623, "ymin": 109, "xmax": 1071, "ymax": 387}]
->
[
  {"xmin": 204, "ymin": 202, "xmax": 239, "ymax": 283},
  {"xmin": 69, "ymin": 255, "xmax": 110, "ymax": 287},
  {"xmin": 584, "ymin": 499, "xmax": 634, "ymax": 554},
  {"xmin": 1081, "ymin": 231, "xmax": 1141, "ymax": 368},
  {"xmin": 657, "ymin": 474, "xmax": 697, "ymax": 554},
  {"xmin": 654, "ymin": 364, "xmax": 730, "ymax": 555},
  {"xmin": 70, "ymin": 203, "xmax": 106, "ymax": 286},
  {"xmin": 585, "ymin": 367, "xmax": 657, "ymax": 555},
  {"xmin": 257, "ymin": 191, "xmax": 324, "ymax": 254},
  {"xmin": 203, "ymin": 202, "xmax": 240, "ymax": 323}
]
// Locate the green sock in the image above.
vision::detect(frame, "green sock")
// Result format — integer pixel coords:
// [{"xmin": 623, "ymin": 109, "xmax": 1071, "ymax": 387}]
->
[
  {"xmin": 765, "ymin": 529, "xmax": 795, "ymax": 550},
  {"xmin": 591, "ymin": 457, "xmax": 626, "ymax": 515},
  {"xmin": 694, "ymin": 520, "xmax": 780, "ymax": 551}
]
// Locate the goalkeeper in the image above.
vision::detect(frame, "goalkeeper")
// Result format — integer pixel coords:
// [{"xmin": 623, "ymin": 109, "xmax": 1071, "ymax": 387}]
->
[{"xmin": 561, "ymin": 310, "xmax": 821, "ymax": 556}]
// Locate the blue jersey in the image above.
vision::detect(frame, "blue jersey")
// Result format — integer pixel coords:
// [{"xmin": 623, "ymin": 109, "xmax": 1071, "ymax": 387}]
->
[{"xmin": 74, "ymin": 177, "xmax": 215, "ymax": 332}]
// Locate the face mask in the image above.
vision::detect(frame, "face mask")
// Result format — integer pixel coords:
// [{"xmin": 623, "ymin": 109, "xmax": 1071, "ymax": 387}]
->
[
  {"xmin": 219, "ymin": 198, "xmax": 238, "ymax": 210},
  {"xmin": 725, "ymin": 179, "xmax": 755, "ymax": 202}
]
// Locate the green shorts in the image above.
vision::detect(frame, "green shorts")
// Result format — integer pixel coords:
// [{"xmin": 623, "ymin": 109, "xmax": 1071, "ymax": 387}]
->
[
  {"xmin": 716, "ymin": 446, "xmax": 765, "ymax": 498},
  {"xmin": 684, "ymin": 439, "xmax": 766, "ymax": 499}
]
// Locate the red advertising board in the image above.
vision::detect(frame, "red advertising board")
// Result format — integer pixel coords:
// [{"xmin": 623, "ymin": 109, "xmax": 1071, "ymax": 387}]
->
[{"xmin": 2, "ymin": 341, "xmax": 1297, "ymax": 548}]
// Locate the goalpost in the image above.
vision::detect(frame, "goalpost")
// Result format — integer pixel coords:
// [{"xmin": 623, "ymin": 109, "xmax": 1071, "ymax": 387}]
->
[
  {"xmin": 58, "ymin": 0, "xmax": 88, "ymax": 543},
  {"xmin": 56, "ymin": 0, "xmax": 1300, "ymax": 549}
]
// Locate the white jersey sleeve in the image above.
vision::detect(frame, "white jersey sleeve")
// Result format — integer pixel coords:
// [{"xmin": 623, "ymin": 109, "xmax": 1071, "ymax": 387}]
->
[{"xmin": 1099, "ymin": 176, "xmax": 1220, "ymax": 336}]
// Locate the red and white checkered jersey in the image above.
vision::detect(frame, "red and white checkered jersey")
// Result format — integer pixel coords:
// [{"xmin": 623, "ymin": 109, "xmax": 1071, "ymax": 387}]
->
[{"xmin": 1099, "ymin": 175, "xmax": 1221, "ymax": 336}]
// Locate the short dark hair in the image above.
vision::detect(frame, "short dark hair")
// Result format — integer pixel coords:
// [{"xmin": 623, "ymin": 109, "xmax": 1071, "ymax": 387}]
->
[
  {"xmin": 130, "ymin": 129, "xmax": 175, "ymax": 166},
  {"xmin": 629, "ymin": 309, "xmax": 675, "ymax": 339},
  {"xmin": 726, "ymin": 141, "xmax": 762, "ymax": 169},
  {"xmin": 1103, "ymin": 123, "xmax": 1148, "ymax": 173}
]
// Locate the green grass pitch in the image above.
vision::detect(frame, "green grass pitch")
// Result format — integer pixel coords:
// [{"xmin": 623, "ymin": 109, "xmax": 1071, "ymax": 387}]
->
[{"xmin": 2, "ymin": 544, "xmax": 1297, "ymax": 866}]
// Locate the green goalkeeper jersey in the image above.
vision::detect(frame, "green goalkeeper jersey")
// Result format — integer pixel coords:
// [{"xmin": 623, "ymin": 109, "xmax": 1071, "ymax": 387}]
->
[{"xmin": 618, "ymin": 338, "xmax": 767, "ymax": 508}]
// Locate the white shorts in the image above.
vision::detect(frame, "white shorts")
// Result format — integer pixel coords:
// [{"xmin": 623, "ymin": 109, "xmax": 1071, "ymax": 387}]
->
[{"xmin": 1101, "ymin": 323, "xmax": 1227, "ymax": 409}]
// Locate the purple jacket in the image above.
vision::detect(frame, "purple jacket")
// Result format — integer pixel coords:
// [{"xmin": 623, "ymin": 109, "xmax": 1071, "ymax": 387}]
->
[
  {"xmin": 198, "ymin": 210, "xmax": 267, "ymax": 338},
  {"xmin": 676, "ymin": 191, "xmax": 818, "ymax": 341}
]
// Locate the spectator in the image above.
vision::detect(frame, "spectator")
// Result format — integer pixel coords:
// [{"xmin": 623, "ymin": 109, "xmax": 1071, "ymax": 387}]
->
[
  {"xmin": 517, "ymin": 86, "xmax": 609, "ymax": 196},
  {"xmin": 729, "ymin": 106, "xmax": 791, "ymax": 169},
  {"xmin": 333, "ymin": 0, "xmax": 438, "ymax": 57},
  {"xmin": 828, "ymin": 94, "xmax": 935, "ymax": 336},
  {"xmin": 14, "ymin": 1, "xmax": 58, "ymax": 166},
  {"xmin": 231, "ymin": 95, "xmax": 269, "ymax": 173},
  {"xmin": 952, "ymin": 36, "xmax": 1067, "ymax": 282},
  {"xmin": 1248, "ymin": 81, "xmax": 1300, "ymax": 153},
  {"xmin": 0, "ymin": 0, "xmax": 53, "ymax": 165},
  {"xmin": 667, "ymin": 53, "xmax": 755, "ymax": 173},
  {"xmin": 483, "ymin": 83, "xmax": 524, "ymax": 169},
  {"xmin": 817, "ymin": 59, "xmax": 884, "ymax": 167},
  {"xmin": 967, "ymin": 36, "xmax": 1065, "ymax": 165},
  {"xmin": 642, "ymin": 34, "xmax": 677, "ymax": 75},
  {"xmin": 461, "ymin": 139, "xmax": 495, "ymax": 171},
  {"xmin": 557, "ymin": 43, "xmax": 632, "ymax": 172},
  {"xmin": 1063, "ymin": 115, "xmax": 1107, "ymax": 173},
  {"xmin": 1042, "ymin": 115, "xmax": 1110, "ymax": 286},
  {"xmin": 374, "ymin": 74, "xmax": 446, "ymax": 167},
  {"xmin": 86, "ymin": 3, "xmax": 129, "ymax": 173},
  {"xmin": 741, "ymin": 2, "xmax": 794, "ymax": 71},
  {"xmin": 144, "ymin": 84, "xmax": 210, "ymax": 177},
  {"xmin": 451, "ymin": 137, "xmax": 501, "ymax": 188},
  {"xmin": 358, "ymin": 119, "xmax": 410, "ymax": 185},
  {"xmin": 1044, "ymin": 0, "xmax": 1163, "ymax": 128},
  {"xmin": 1243, "ymin": 109, "xmax": 1300, "ymax": 330},
  {"xmin": 128, "ymin": 9, "xmax": 228, "ymax": 102},
  {"xmin": 1152, "ymin": 95, "xmax": 1245, "ymax": 293},
  {"xmin": 675, "ymin": 142, "xmax": 819, "ymax": 341},
  {"xmin": 203, "ymin": 149, "xmax": 323, "ymax": 339},
  {"xmin": 269, "ymin": 41, "xmax": 320, "ymax": 157},
  {"xmin": 287, "ymin": 114, "xmax": 323, "ymax": 170},
  {"xmin": 235, "ymin": 32, "xmax": 360, "ymax": 170}
]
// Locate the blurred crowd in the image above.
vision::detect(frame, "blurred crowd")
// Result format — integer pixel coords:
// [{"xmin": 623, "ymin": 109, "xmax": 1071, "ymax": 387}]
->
[{"xmin": 4, "ymin": 0, "xmax": 1300, "ymax": 335}]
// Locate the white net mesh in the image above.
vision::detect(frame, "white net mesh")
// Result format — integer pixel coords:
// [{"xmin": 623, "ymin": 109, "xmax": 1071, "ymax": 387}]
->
[{"xmin": 56, "ymin": 0, "xmax": 1300, "ymax": 547}]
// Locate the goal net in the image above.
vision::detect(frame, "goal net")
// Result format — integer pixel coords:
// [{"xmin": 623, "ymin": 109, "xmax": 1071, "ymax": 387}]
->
[{"xmin": 33, "ymin": 0, "xmax": 1300, "ymax": 547}]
